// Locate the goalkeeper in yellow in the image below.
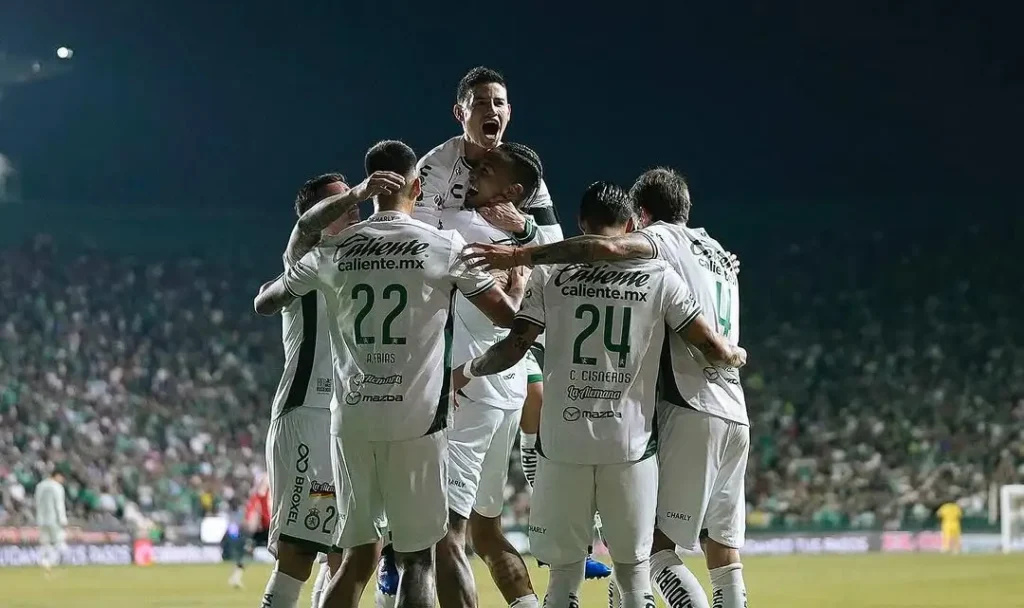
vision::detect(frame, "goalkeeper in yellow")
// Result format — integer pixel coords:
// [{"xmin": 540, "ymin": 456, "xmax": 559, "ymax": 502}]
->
[{"xmin": 937, "ymin": 501, "xmax": 963, "ymax": 554}]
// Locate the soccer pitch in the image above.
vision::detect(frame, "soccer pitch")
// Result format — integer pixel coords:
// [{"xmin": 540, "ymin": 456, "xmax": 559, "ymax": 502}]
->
[{"xmin": 3, "ymin": 553, "xmax": 1022, "ymax": 607}]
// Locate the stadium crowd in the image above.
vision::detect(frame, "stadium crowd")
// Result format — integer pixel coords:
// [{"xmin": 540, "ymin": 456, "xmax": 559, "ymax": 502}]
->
[{"xmin": 0, "ymin": 214, "xmax": 1021, "ymax": 534}]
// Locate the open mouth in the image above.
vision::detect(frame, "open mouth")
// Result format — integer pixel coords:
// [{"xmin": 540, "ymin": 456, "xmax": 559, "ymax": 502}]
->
[
  {"xmin": 481, "ymin": 119, "xmax": 500, "ymax": 137},
  {"xmin": 466, "ymin": 185, "xmax": 479, "ymax": 199}
]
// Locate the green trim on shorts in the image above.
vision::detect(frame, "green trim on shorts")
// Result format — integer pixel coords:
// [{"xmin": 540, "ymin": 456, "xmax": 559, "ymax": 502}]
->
[
  {"xmin": 279, "ymin": 533, "xmax": 333, "ymax": 555},
  {"xmin": 527, "ymin": 374, "xmax": 544, "ymax": 384}
]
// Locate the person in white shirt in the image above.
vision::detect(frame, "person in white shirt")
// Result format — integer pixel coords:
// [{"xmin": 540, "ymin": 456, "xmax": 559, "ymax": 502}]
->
[
  {"xmin": 256, "ymin": 140, "xmax": 526, "ymax": 608},
  {"xmin": 34, "ymin": 470, "xmax": 68, "ymax": 573},
  {"xmin": 461, "ymin": 168, "xmax": 751, "ymax": 608},
  {"xmin": 452, "ymin": 182, "xmax": 745, "ymax": 608},
  {"xmin": 248, "ymin": 173, "xmax": 360, "ymax": 607}
]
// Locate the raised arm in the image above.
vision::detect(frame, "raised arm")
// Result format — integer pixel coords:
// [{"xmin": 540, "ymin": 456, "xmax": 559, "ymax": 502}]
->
[
  {"xmin": 254, "ymin": 276, "xmax": 294, "ymax": 316},
  {"xmin": 452, "ymin": 318, "xmax": 543, "ymax": 393},
  {"xmin": 461, "ymin": 231, "xmax": 657, "ymax": 271}
]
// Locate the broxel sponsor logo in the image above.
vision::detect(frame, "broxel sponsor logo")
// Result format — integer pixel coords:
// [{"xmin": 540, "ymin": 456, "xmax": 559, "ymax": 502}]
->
[
  {"xmin": 287, "ymin": 443, "xmax": 310, "ymax": 526},
  {"xmin": 565, "ymin": 385, "xmax": 623, "ymax": 401}
]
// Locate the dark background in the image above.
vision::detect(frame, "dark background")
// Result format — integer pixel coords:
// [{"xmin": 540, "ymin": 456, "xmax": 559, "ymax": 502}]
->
[{"xmin": 0, "ymin": 1, "xmax": 1020, "ymax": 238}]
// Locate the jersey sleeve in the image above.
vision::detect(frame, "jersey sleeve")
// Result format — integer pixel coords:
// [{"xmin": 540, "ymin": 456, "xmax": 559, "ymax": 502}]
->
[
  {"xmin": 282, "ymin": 249, "xmax": 324, "ymax": 297},
  {"xmin": 662, "ymin": 267, "xmax": 702, "ymax": 333},
  {"xmin": 638, "ymin": 222, "xmax": 673, "ymax": 260},
  {"xmin": 56, "ymin": 485, "xmax": 67, "ymax": 526},
  {"xmin": 416, "ymin": 149, "xmax": 448, "ymax": 209},
  {"xmin": 524, "ymin": 179, "xmax": 564, "ymax": 245},
  {"xmin": 515, "ymin": 270, "xmax": 546, "ymax": 329},
  {"xmin": 446, "ymin": 232, "xmax": 497, "ymax": 298}
]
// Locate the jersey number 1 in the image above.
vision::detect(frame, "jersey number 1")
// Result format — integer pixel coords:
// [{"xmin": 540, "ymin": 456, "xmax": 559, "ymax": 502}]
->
[
  {"xmin": 352, "ymin": 283, "xmax": 408, "ymax": 345},
  {"xmin": 572, "ymin": 304, "xmax": 632, "ymax": 368}
]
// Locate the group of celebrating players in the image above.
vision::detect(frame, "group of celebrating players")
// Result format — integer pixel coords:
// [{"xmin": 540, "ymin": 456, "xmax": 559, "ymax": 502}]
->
[{"xmin": 248, "ymin": 66, "xmax": 751, "ymax": 608}]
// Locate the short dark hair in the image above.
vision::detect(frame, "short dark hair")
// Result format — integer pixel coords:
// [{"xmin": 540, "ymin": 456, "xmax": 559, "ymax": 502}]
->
[
  {"xmin": 295, "ymin": 172, "xmax": 347, "ymax": 217},
  {"xmin": 579, "ymin": 181, "xmax": 634, "ymax": 230},
  {"xmin": 364, "ymin": 140, "xmax": 418, "ymax": 179},
  {"xmin": 497, "ymin": 142, "xmax": 542, "ymax": 207},
  {"xmin": 457, "ymin": 66, "xmax": 506, "ymax": 104},
  {"xmin": 630, "ymin": 167, "xmax": 692, "ymax": 224}
]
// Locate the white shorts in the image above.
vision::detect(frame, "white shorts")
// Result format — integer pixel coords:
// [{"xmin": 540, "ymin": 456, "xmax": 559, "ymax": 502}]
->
[
  {"xmin": 38, "ymin": 525, "xmax": 67, "ymax": 550},
  {"xmin": 447, "ymin": 398, "xmax": 521, "ymax": 519},
  {"xmin": 656, "ymin": 404, "xmax": 749, "ymax": 551},
  {"xmin": 529, "ymin": 456, "xmax": 657, "ymax": 566},
  {"xmin": 266, "ymin": 407, "xmax": 340, "ymax": 556},
  {"xmin": 525, "ymin": 347, "xmax": 543, "ymax": 384},
  {"xmin": 334, "ymin": 428, "xmax": 448, "ymax": 553}
]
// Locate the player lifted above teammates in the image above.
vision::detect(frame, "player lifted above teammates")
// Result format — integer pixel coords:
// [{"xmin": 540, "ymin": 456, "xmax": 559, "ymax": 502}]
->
[
  {"xmin": 453, "ymin": 182, "xmax": 746, "ymax": 608},
  {"xmin": 250, "ymin": 173, "xmax": 361, "ymax": 608},
  {"xmin": 256, "ymin": 140, "xmax": 527, "ymax": 608},
  {"xmin": 464, "ymin": 168, "xmax": 751, "ymax": 608}
]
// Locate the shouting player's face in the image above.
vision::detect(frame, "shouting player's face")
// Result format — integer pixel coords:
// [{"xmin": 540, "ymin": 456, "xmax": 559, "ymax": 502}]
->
[
  {"xmin": 464, "ymin": 150, "xmax": 522, "ymax": 209},
  {"xmin": 456, "ymin": 83, "xmax": 510, "ymax": 150}
]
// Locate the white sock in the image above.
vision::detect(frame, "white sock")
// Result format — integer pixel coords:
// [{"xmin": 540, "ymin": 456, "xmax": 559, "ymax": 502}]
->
[
  {"xmin": 375, "ymin": 586, "xmax": 397, "ymax": 608},
  {"xmin": 544, "ymin": 561, "xmax": 584, "ymax": 608},
  {"xmin": 311, "ymin": 561, "xmax": 331, "ymax": 608},
  {"xmin": 520, "ymin": 432, "xmax": 538, "ymax": 487},
  {"xmin": 511, "ymin": 594, "xmax": 540, "ymax": 608},
  {"xmin": 261, "ymin": 568, "xmax": 305, "ymax": 608},
  {"xmin": 608, "ymin": 580, "xmax": 622, "ymax": 608},
  {"xmin": 709, "ymin": 564, "xmax": 746, "ymax": 608},
  {"xmin": 612, "ymin": 560, "xmax": 655, "ymax": 608},
  {"xmin": 650, "ymin": 549, "xmax": 709, "ymax": 608}
]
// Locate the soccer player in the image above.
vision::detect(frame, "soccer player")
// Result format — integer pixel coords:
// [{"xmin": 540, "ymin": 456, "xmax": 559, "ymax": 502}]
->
[
  {"xmin": 251, "ymin": 173, "xmax": 360, "ymax": 608},
  {"xmin": 255, "ymin": 139, "xmax": 527, "ymax": 608},
  {"xmin": 34, "ymin": 469, "xmax": 68, "ymax": 575},
  {"xmin": 230, "ymin": 474, "xmax": 272, "ymax": 589},
  {"xmin": 463, "ymin": 168, "xmax": 751, "ymax": 608},
  {"xmin": 452, "ymin": 181, "xmax": 746, "ymax": 608},
  {"xmin": 937, "ymin": 500, "xmax": 963, "ymax": 554}
]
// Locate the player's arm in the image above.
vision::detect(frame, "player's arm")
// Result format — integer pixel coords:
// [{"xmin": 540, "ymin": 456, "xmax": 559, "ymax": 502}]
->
[
  {"xmin": 663, "ymin": 269, "xmax": 747, "ymax": 368},
  {"xmin": 289, "ymin": 171, "xmax": 405, "ymax": 261},
  {"xmin": 462, "ymin": 231, "xmax": 657, "ymax": 271},
  {"xmin": 57, "ymin": 485, "xmax": 68, "ymax": 527},
  {"xmin": 453, "ymin": 318, "xmax": 541, "ymax": 393},
  {"xmin": 464, "ymin": 266, "xmax": 529, "ymax": 327},
  {"xmin": 254, "ymin": 253, "xmax": 321, "ymax": 316}
]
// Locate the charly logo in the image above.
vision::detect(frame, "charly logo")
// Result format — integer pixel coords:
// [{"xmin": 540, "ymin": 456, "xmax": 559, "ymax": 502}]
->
[
  {"xmin": 304, "ymin": 507, "xmax": 321, "ymax": 531},
  {"xmin": 553, "ymin": 264, "xmax": 651, "ymax": 289},
  {"xmin": 333, "ymin": 233, "xmax": 430, "ymax": 261},
  {"xmin": 562, "ymin": 406, "xmax": 581, "ymax": 422}
]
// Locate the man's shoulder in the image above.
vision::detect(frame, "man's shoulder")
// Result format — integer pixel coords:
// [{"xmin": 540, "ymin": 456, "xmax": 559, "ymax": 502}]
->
[{"xmin": 417, "ymin": 135, "xmax": 463, "ymax": 168}]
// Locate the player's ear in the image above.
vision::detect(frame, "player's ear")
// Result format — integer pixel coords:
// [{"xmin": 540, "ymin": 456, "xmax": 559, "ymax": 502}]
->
[
  {"xmin": 506, "ymin": 183, "xmax": 524, "ymax": 204},
  {"xmin": 577, "ymin": 217, "xmax": 586, "ymax": 234},
  {"xmin": 625, "ymin": 216, "xmax": 637, "ymax": 233},
  {"xmin": 411, "ymin": 176, "xmax": 422, "ymax": 200},
  {"xmin": 453, "ymin": 103, "xmax": 465, "ymax": 124}
]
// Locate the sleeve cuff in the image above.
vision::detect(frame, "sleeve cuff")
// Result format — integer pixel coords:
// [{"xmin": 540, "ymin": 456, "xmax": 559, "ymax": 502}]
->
[
  {"xmin": 637, "ymin": 231, "xmax": 660, "ymax": 259},
  {"xmin": 672, "ymin": 308, "xmax": 702, "ymax": 333},
  {"xmin": 462, "ymin": 278, "xmax": 497, "ymax": 299},
  {"xmin": 512, "ymin": 218, "xmax": 538, "ymax": 245},
  {"xmin": 515, "ymin": 313, "xmax": 545, "ymax": 329}
]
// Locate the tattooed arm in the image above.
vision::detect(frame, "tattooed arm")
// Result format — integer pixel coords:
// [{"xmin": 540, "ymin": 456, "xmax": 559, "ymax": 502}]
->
[
  {"xmin": 452, "ymin": 319, "xmax": 542, "ymax": 392},
  {"xmin": 461, "ymin": 231, "xmax": 657, "ymax": 271},
  {"xmin": 677, "ymin": 314, "xmax": 747, "ymax": 368}
]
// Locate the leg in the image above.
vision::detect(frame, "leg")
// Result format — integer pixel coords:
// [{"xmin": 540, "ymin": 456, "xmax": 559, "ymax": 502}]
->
[
  {"xmin": 322, "ymin": 434, "xmax": 386, "ymax": 608},
  {"xmin": 597, "ymin": 458, "xmax": 658, "ymax": 608},
  {"xmin": 529, "ymin": 458, "xmax": 593, "ymax": 608},
  {"xmin": 471, "ymin": 407, "xmax": 537, "ymax": 607},
  {"xmin": 701, "ymin": 420, "xmax": 750, "ymax": 608},
  {"xmin": 436, "ymin": 511, "xmax": 477, "ymax": 608},
  {"xmin": 649, "ymin": 405, "xmax": 714, "ymax": 608},
  {"xmin": 394, "ymin": 548, "xmax": 436, "ymax": 608}
]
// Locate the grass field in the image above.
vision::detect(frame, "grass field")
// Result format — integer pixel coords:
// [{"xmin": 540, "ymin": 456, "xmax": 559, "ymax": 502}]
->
[{"xmin": 3, "ymin": 553, "xmax": 1023, "ymax": 607}]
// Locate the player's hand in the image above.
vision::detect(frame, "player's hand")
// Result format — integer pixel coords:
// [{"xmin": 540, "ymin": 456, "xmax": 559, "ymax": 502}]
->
[
  {"xmin": 452, "ymin": 363, "xmax": 472, "ymax": 394},
  {"xmin": 478, "ymin": 202, "xmax": 526, "ymax": 234},
  {"xmin": 508, "ymin": 264, "xmax": 531, "ymax": 291},
  {"xmin": 726, "ymin": 251, "xmax": 741, "ymax": 275},
  {"xmin": 461, "ymin": 243, "xmax": 521, "ymax": 271},
  {"xmin": 352, "ymin": 171, "xmax": 406, "ymax": 200},
  {"xmin": 728, "ymin": 346, "xmax": 747, "ymax": 368}
]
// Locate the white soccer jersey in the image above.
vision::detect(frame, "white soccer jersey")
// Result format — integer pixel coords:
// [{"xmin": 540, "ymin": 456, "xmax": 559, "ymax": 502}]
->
[
  {"xmin": 442, "ymin": 210, "xmax": 528, "ymax": 409},
  {"xmin": 34, "ymin": 479, "xmax": 67, "ymax": 527},
  {"xmin": 283, "ymin": 210, "xmax": 496, "ymax": 441},
  {"xmin": 269, "ymin": 251, "xmax": 335, "ymax": 419},
  {"xmin": 516, "ymin": 260, "xmax": 702, "ymax": 464},
  {"xmin": 638, "ymin": 222, "xmax": 748, "ymax": 426},
  {"xmin": 415, "ymin": 135, "xmax": 564, "ymax": 245}
]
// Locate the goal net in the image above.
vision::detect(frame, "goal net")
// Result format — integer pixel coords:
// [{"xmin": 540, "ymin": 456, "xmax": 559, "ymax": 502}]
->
[{"xmin": 1001, "ymin": 485, "xmax": 1024, "ymax": 553}]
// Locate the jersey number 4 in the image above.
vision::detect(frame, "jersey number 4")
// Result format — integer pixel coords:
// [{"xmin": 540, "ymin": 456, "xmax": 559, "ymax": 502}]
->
[
  {"xmin": 715, "ymin": 280, "xmax": 733, "ymax": 338},
  {"xmin": 351, "ymin": 283, "xmax": 408, "ymax": 345},
  {"xmin": 572, "ymin": 304, "xmax": 632, "ymax": 368}
]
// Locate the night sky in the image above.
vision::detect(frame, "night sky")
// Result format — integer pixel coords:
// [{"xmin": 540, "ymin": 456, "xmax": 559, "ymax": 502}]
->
[{"xmin": 1, "ymin": 2, "xmax": 1019, "ymax": 230}]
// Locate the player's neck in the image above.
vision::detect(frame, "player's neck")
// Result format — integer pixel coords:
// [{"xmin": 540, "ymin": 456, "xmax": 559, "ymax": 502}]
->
[
  {"xmin": 374, "ymin": 197, "xmax": 413, "ymax": 216},
  {"xmin": 462, "ymin": 137, "xmax": 495, "ymax": 164}
]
